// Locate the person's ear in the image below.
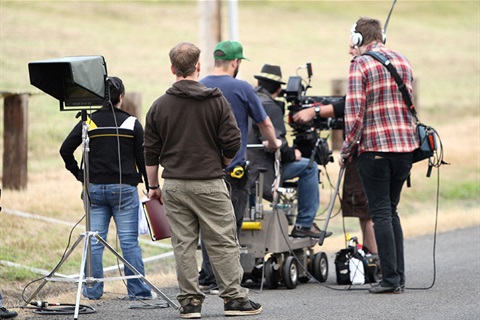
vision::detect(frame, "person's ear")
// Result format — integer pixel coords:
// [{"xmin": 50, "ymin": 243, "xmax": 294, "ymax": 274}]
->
[
  {"xmin": 196, "ymin": 61, "xmax": 201, "ymax": 78},
  {"xmin": 170, "ymin": 65, "xmax": 176, "ymax": 75}
]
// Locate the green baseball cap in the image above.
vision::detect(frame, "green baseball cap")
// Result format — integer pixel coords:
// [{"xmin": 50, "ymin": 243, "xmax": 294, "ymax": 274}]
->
[{"xmin": 213, "ymin": 40, "xmax": 249, "ymax": 61}]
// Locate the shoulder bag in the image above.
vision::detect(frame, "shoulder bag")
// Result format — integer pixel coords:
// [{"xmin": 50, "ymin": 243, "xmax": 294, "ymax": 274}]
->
[{"xmin": 364, "ymin": 51, "xmax": 437, "ymax": 165}]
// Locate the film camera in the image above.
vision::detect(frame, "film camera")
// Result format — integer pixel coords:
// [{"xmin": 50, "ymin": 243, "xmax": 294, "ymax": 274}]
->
[{"xmin": 283, "ymin": 63, "xmax": 344, "ymax": 166}]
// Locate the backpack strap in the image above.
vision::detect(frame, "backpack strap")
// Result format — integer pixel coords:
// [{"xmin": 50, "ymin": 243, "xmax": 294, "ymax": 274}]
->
[{"xmin": 364, "ymin": 51, "xmax": 419, "ymax": 123}]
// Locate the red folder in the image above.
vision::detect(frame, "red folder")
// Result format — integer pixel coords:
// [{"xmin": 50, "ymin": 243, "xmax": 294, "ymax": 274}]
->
[{"xmin": 142, "ymin": 198, "xmax": 171, "ymax": 241}]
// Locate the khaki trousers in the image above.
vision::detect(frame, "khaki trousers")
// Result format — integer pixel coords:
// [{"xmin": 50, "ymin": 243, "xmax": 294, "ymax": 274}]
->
[{"xmin": 162, "ymin": 178, "xmax": 249, "ymax": 306}]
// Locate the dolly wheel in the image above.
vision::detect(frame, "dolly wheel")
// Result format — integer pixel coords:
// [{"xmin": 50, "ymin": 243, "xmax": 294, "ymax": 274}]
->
[
  {"xmin": 265, "ymin": 257, "xmax": 279, "ymax": 289},
  {"xmin": 282, "ymin": 256, "xmax": 298, "ymax": 289},
  {"xmin": 313, "ymin": 252, "xmax": 328, "ymax": 282}
]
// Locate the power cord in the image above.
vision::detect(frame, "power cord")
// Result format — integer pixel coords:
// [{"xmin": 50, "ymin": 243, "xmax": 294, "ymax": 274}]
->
[
  {"xmin": 264, "ymin": 159, "xmax": 443, "ymax": 293},
  {"xmin": 22, "ymin": 301, "xmax": 96, "ymax": 315},
  {"xmin": 19, "ymin": 103, "xmax": 160, "ymax": 316},
  {"xmin": 405, "ymin": 125, "xmax": 445, "ymax": 290},
  {"xmin": 21, "ymin": 215, "xmax": 85, "ymax": 302},
  {"xmin": 406, "ymin": 165, "xmax": 440, "ymax": 291},
  {"xmin": 19, "ymin": 215, "xmax": 99, "ymax": 315}
]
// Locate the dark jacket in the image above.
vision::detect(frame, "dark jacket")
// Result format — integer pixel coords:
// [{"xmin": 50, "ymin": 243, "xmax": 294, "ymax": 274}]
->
[
  {"xmin": 144, "ymin": 80, "xmax": 241, "ymax": 180},
  {"xmin": 251, "ymin": 87, "xmax": 296, "ymax": 163},
  {"xmin": 60, "ymin": 107, "xmax": 148, "ymax": 186},
  {"xmin": 247, "ymin": 87, "xmax": 295, "ymax": 201}
]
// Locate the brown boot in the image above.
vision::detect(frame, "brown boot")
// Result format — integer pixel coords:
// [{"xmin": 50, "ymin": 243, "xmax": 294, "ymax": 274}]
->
[{"xmin": 291, "ymin": 223, "xmax": 332, "ymax": 238}]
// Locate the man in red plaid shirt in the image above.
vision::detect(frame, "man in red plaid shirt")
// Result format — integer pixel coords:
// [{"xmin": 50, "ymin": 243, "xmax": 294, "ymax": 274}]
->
[{"xmin": 340, "ymin": 17, "xmax": 419, "ymax": 294}]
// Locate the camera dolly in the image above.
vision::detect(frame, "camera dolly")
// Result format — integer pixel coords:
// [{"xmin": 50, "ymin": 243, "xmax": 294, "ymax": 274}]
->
[{"xmin": 238, "ymin": 147, "xmax": 333, "ymax": 289}]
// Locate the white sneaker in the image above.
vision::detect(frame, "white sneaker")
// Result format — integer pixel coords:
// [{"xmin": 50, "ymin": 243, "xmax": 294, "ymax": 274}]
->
[
  {"xmin": 150, "ymin": 290, "xmax": 158, "ymax": 299},
  {"xmin": 200, "ymin": 283, "xmax": 219, "ymax": 295}
]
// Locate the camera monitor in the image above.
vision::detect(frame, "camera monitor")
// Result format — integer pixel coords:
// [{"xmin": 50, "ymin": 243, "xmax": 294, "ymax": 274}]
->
[
  {"xmin": 28, "ymin": 55, "xmax": 108, "ymax": 111},
  {"xmin": 284, "ymin": 76, "xmax": 303, "ymax": 102}
]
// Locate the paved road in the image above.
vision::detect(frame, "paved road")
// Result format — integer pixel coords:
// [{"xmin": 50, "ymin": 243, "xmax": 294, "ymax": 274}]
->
[{"xmin": 23, "ymin": 226, "xmax": 480, "ymax": 320}]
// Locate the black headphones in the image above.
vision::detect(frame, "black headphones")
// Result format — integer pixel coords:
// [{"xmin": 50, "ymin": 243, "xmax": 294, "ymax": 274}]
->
[{"xmin": 350, "ymin": 23, "xmax": 387, "ymax": 47}]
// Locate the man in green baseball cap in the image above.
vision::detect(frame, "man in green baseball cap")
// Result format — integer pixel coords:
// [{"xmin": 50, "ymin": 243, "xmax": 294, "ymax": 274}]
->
[
  {"xmin": 198, "ymin": 40, "xmax": 281, "ymax": 298},
  {"xmin": 213, "ymin": 40, "xmax": 249, "ymax": 61}
]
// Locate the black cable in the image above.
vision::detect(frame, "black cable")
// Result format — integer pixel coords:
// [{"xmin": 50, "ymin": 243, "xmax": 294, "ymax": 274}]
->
[
  {"xmin": 406, "ymin": 165, "xmax": 440, "ymax": 291},
  {"xmin": 21, "ymin": 215, "xmax": 85, "ymax": 304},
  {"xmin": 269, "ymin": 162, "xmax": 442, "ymax": 294},
  {"xmin": 252, "ymin": 151, "xmax": 343, "ymax": 290},
  {"xmin": 405, "ymin": 124, "xmax": 445, "ymax": 290},
  {"xmin": 269, "ymin": 177, "xmax": 346, "ymax": 289},
  {"xmin": 22, "ymin": 302, "xmax": 96, "ymax": 315},
  {"xmin": 253, "ymin": 125, "xmax": 444, "ymax": 293},
  {"xmin": 128, "ymin": 301, "xmax": 169, "ymax": 310},
  {"xmin": 428, "ymin": 126, "xmax": 448, "ymax": 170}
]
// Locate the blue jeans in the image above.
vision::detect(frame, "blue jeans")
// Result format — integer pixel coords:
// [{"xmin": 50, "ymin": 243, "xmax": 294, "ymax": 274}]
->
[
  {"xmin": 357, "ymin": 152, "xmax": 412, "ymax": 288},
  {"xmin": 282, "ymin": 157, "xmax": 320, "ymax": 227},
  {"xmin": 84, "ymin": 183, "xmax": 151, "ymax": 299}
]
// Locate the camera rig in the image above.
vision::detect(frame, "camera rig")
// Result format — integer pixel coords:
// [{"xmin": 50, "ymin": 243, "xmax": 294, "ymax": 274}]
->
[{"xmin": 282, "ymin": 63, "xmax": 344, "ymax": 167}]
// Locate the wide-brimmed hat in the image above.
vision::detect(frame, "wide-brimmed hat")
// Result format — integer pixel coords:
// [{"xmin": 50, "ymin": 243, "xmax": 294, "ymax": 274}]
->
[
  {"xmin": 254, "ymin": 64, "xmax": 286, "ymax": 85},
  {"xmin": 213, "ymin": 40, "xmax": 249, "ymax": 61}
]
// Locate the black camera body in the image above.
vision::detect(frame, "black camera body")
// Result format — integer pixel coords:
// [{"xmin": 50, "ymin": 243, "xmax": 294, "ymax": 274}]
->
[
  {"xmin": 284, "ymin": 76, "xmax": 344, "ymax": 133},
  {"xmin": 282, "ymin": 73, "xmax": 344, "ymax": 166}
]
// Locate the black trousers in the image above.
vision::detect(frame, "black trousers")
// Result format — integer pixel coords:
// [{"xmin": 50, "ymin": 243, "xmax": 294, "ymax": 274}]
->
[{"xmin": 357, "ymin": 151, "xmax": 412, "ymax": 287}]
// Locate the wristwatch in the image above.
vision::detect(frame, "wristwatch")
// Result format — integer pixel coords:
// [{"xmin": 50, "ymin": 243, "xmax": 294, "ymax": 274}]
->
[{"xmin": 314, "ymin": 106, "xmax": 320, "ymax": 118}]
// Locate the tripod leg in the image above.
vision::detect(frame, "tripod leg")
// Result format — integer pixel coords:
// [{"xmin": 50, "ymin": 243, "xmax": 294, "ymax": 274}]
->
[
  {"xmin": 24, "ymin": 234, "xmax": 85, "ymax": 306},
  {"xmin": 93, "ymin": 233, "xmax": 179, "ymax": 309},
  {"xmin": 74, "ymin": 232, "xmax": 93, "ymax": 319}
]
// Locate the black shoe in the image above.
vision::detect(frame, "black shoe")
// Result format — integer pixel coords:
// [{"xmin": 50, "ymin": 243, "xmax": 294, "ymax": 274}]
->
[
  {"xmin": 291, "ymin": 223, "xmax": 332, "ymax": 238},
  {"xmin": 0, "ymin": 307, "xmax": 18, "ymax": 319},
  {"xmin": 180, "ymin": 298, "xmax": 202, "ymax": 319},
  {"xmin": 369, "ymin": 283, "xmax": 402, "ymax": 294},
  {"xmin": 224, "ymin": 299, "xmax": 262, "ymax": 316}
]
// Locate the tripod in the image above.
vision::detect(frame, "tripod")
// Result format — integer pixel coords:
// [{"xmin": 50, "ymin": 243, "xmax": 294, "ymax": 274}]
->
[{"xmin": 24, "ymin": 110, "xmax": 178, "ymax": 319}]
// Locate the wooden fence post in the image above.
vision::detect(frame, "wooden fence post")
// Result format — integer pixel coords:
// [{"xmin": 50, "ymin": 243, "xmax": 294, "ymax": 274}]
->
[
  {"xmin": 199, "ymin": 0, "xmax": 222, "ymax": 75},
  {"xmin": 331, "ymin": 79, "xmax": 347, "ymax": 151},
  {"xmin": 121, "ymin": 92, "xmax": 142, "ymax": 120},
  {"xmin": 2, "ymin": 93, "xmax": 28, "ymax": 190}
]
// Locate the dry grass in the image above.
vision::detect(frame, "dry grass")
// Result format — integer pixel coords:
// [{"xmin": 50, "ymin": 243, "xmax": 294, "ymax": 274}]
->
[{"xmin": 0, "ymin": 0, "xmax": 479, "ymax": 309}]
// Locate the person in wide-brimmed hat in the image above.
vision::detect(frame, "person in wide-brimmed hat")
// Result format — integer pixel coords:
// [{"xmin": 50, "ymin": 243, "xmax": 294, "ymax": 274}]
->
[
  {"xmin": 248, "ymin": 63, "xmax": 333, "ymax": 239},
  {"xmin": 254, "ymin": 64, "xmax": 286, "ymax": 85}
]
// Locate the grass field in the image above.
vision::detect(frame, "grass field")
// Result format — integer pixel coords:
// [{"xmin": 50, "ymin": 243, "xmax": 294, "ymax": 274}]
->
[{"xmin": 0, "ymin": 0, "xmax": 479, "ymax": 308}]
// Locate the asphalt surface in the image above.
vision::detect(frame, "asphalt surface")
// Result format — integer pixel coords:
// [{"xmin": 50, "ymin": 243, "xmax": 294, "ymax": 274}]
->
[{"xmin": 21, "ymin": 226, "xmax": 480, "ymax": 320}]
